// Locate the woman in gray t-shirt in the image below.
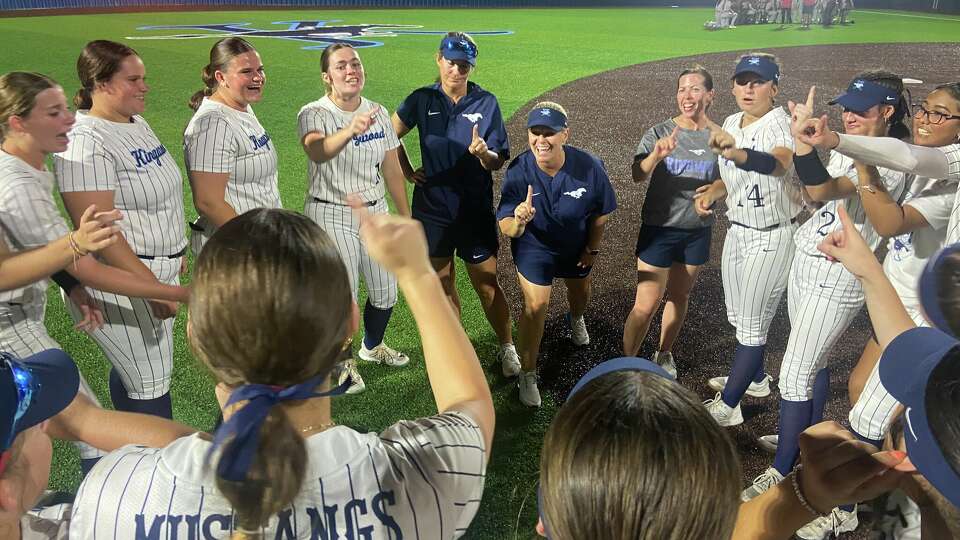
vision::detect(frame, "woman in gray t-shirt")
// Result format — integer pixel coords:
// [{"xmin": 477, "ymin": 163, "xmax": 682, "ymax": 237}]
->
[{"xmin": 623, "ymin": 66, "xmax": 722, "ymax": 376}]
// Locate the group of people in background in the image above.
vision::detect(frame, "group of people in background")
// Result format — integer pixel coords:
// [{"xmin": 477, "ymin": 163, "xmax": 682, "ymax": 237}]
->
[
  {"xmin": 711, "ymin": 0, "xmax": 855, "ymax": 29},
  {"xmin": 0, "ymin": 27, "xmax": 958, "ymax": 540}
]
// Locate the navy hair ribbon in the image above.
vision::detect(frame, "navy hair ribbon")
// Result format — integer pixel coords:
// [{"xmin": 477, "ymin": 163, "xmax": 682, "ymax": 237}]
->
[{"xmin": 207, "ymin": 372, "xmax": 351, "ymax": 482}]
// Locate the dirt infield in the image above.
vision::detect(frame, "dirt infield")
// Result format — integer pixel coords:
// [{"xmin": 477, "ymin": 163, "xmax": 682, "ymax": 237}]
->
[{"xmin": 495, "ymin": 42, "xmax": 960, "ymax": 536}]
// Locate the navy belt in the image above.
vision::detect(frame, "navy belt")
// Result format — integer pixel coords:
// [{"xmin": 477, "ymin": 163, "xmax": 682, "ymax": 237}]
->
[
  {"xmin": 313, "ymin": 197, "xmax": 376, "ymax": 207},
  {"xmin": 730, "ymin": 217, "xmax": 797, "ymax": 232},
  {"xmin": 138, "ymin": 247, "xmax": 187, "ymax": 260}
]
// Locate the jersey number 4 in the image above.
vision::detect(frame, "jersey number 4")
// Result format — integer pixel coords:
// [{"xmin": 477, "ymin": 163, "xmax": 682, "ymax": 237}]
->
[{"xmin": 738, "ymin": 184, "xmax": 764, "ymax": 208}]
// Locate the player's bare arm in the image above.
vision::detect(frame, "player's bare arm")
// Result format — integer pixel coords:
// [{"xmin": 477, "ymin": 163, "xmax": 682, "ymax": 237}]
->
[
  {"xmin": 391, "ymin": 112, "xmax": 426, "ymax": 185},
  {"xmin": 853, "ymin": 162, "xmax": 929, "ymax": 237},
  {"xmin": 352, "ymin": 197, "xmax": 495, "ymax": 452},
  {"xmin": 578, "ymin": 212, "xmax": 610, "ymax": 268},
  {"xmin": 188, "ymin": 170, "xmax": 237, "ymax": 228},
  {"xmin": 381, "ymin": 148, "xmax": 412, "ymax": 217},
  {"xmin": 302, "ymin": 106, "xmax": 380, "ymax": 163},
  {"xmin": 693, "ymin": 178, "xmax": 727, "ymax": 216}
]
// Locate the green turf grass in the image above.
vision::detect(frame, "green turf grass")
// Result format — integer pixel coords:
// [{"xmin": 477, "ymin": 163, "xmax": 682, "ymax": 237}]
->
[{"xmin": 0, "ymin": 6, "xmax": 955, "ymax": 538}]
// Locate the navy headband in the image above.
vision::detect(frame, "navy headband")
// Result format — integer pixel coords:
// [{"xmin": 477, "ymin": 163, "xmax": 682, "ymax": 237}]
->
[{"xmin": 207, "ymin": 373, "xmax": 350, "ymax": 482}]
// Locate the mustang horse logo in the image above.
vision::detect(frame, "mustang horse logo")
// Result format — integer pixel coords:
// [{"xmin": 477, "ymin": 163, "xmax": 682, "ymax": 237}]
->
[{"xmin": 130, "ymin": 20, "xmax": 512, "ymax": 50}]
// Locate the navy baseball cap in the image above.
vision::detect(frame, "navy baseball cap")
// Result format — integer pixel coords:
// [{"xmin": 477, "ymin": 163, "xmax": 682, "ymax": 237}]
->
[
  {"xmin": 539, "ymin": 357, "xmax": 672, "ymax": 539},
  {"xmin": 732, "ymin": 55, "xmax": 781, "ymax": 84},
  {"xmin": 879, "ymin": 327, "xmax": 960, "ymax": 507},
  {"xmin": 527, "ymin": 106, "xmax": 568, "ymax": 132},
  {"xmin": 0, "ymin": 349, "xmax": 79, "ymax": 456},
  {"xmin": 829, "ymin": 78, "xmax": 900, "ymax": 113},
  {"xmin": 918, "ymin": 242, "xmax": 960, "ymax": 336},
  {"xmin": 439, "ymin": 35, "xmax": 477, "ymax": 66}
]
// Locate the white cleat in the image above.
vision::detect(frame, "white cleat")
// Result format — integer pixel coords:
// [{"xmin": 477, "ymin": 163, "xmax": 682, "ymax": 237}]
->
[
  {"xmin": 359, "ymin": 342, "xmax": 410, "ymax": 367},
  {"xmin": 740, "ymin": 467, "xmax": 784, "ymax": 502},
  {"xmin": 707, "ymin": 374, "xmax": 773, "ymax": 397},
  {"xmin": 703, "ymin": 392, "xmax": 744, "ymax": 426},
  {"xmin": 335, "ymin": 359, "xmax": 366, "ymax": 395},
  {"xmin": 654, "ymin": 350, "xmax": 677, "ymax": 378},
  {"xmin": 757, "ymin": 434, "xmax": 778, "ymax": 454},
  {"xmin": 566, "ymin": 313, "xmax": 590, "ymax": 346},
  {"xmin": 796, "ymin": 505, "xmax": 859, "ymax": 540},
  {"xmin": 498, "ymin": 344, "xmax": 521, "ymax": 378},
  {"xmin": 518, "ymin": 371, "xmax": 542, "ymax": 407}
]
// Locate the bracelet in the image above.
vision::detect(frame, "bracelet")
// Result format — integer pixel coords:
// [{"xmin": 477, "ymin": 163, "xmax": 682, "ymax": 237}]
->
[
  {"xmin": 856, "ymin": 183, "xmax": 877, "ymax": 195},
  {"xmin": 790, "ymin": 465, "xmax": 829, "ymax": 517},
  {"xmin": 67, "ymin": 231, "xmax": 88, "ymax": 269}
]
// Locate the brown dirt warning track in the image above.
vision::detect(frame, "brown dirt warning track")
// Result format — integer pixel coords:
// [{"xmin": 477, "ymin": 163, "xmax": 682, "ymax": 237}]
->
[{"xmin": 492, "ymin": 42, "xmax": 960, "ymax": 538}]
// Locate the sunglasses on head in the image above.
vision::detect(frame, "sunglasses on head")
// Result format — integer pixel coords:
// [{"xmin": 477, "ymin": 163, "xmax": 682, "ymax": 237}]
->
[
  {"xmin": 1, "ymin": 353, "xmax": 36, "ymax": 451},
  {"xmin": 444, "ymin": 38, "xmax": 477, "ymax": 59}
]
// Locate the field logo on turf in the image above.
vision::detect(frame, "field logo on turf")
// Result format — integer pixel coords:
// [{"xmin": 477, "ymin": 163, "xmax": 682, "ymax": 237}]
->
[{"xmin": 130, "ymin": 20, "xmax": 512, "ymax": 50}]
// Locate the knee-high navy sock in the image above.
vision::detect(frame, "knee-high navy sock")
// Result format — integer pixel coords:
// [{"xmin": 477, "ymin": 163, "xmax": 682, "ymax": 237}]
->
[
  {"xmin": 80, "ymin": 458, "xmax": 100, "ymax": 477},
  {"xmin": 722, "ymin": 343, "xmax": 765, "ymax": 408},
  {"xmin": 109, "ymin": 368, "xmax": 172, "ymax": 418},
  {"xmin": 810, "ymin": 367, "xmax": 830, "ymax": 425},
  {"xmin": 109, "ymin": 368, "xmax": 134, "ymax": 411},
  {"xmin": 752, "ymin": 359, "xmax": 767, "ymax": 383},
  {"xmin": 362, "ymin": 300, "xmax": 393, "ymax": 350},
  {"xmin": 773, "ymin": 398, "xmax": 813, "ymax": 476}
]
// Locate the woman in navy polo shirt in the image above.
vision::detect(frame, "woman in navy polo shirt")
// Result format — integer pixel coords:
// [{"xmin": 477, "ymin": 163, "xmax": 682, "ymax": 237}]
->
[
  {"xmin": 497, "ymin": 103, "xmax": 617, "ymax": 407},
  {"xmin": 391, "ymin": 32, "xmax": 520, "ymax": 377}
]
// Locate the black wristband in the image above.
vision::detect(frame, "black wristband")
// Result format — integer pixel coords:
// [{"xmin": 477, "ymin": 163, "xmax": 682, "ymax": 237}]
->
[
  {"xmin": 793, "ymin": 151, "xmax": 831, "ymax": 186},
  {"xmin": 51, "ymin": 270, "xmax": 81, "ymax": 294},
  {"xmin": 736, "ymin": 148, "xmax": 778, "ymax": 175}
]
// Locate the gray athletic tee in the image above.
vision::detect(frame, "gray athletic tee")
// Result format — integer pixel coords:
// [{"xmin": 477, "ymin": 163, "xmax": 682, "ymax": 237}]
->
[{"xmin": 635, "ymin": 119, "xmax": 719, "ymax": 228}]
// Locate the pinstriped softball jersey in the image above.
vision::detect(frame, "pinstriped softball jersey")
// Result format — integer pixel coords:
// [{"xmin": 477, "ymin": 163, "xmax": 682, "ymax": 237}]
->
[
  {"xmin": 934, "ymin": 144, "xmax": 960, "ymax": 244},
  {"xmin": 720, "ymin": 107, "xmax": 802, "ymax": 228},
  {"xmin": 70, "ymin": 412, "xmax": 486, "ymax": 539},
  {"xmin": 52, "ymin": 111, "xmax": 184, "ymax": 401},
  {"xmin": 779, "ymin": 150, "xmax": 908, "ymax": 401},
  {"xmin": 22, "ymin": 506, "xmax": 70, "ymax": 540},
  {"xmin": 184, "ymin": 98, "xmax": 281, "ymax": 246},
  {"xmin": 54, "ymin": 111, "xmax": 186, "ymax": 257},
  {"xmin": 298, "ymin": 96, "xmax": 399, "ymax": 205},
  {"xmin": 793, "ymin": 151, "xmax": 908, "ymax": 257}
]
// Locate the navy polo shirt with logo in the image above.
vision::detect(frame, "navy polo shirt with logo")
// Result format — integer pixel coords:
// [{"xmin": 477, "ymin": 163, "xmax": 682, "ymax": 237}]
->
[
  {"xmin": 396, "ymin": 82, "xmax": 509, "ymax": 225},
  {"xmin": 497, "ymin": 146, "xmax": 617, "ymax": 259}
]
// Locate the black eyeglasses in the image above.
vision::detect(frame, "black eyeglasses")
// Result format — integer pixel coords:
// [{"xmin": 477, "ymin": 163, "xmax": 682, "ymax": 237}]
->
[{"xmin": 913, "ymin": 103, "xmax": 960, "ymax": 125}]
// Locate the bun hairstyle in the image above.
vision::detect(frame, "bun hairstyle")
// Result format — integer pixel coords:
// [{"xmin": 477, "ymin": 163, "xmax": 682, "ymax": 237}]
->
[
  {"xmin": 540, "ymin": 371, "xmax": 741, "ymax": 540},
  {"xmin": 189, "ymin": 209, "xmax": 352, "ymax": 537},
  {"xmin": 856, "ymin": 69, "xmax": 910, "ymax": 140},
  {"xmin": 189, "ymin": 37, "xmax": 257, "ymax": 111},
  {"xmin": 74, "ymin": 40, "xmax": 138, "ymax": 110},
  {"xmin": 0, "ymin": 72, "xmax": 57, "ymax": 141},
  {"xmin": 318, "ymin": 43, "xmax": 356, "ymax": 94}
]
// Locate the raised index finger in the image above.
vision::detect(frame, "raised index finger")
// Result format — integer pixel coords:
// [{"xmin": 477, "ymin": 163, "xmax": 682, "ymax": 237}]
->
[
  {"xmin": 472, "ymin": 124, "xmax": 480, "ymax": 140},
  {"xmin": 525, "ymin": 184, "xmax": 533, "ymax": 204},
  {"xmin": 805, "ymin": 86, "xmax": 816, "ymax": 111}
]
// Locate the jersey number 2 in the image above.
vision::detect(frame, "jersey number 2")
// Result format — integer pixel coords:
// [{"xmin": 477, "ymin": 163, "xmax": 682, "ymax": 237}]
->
[
  {"xmin": 816, "ymin": 209, "xmax": 836, "ymax": 236},
  {"xmin": 738, "ymin": 184, "xmax": 764, "ymax": 208}
]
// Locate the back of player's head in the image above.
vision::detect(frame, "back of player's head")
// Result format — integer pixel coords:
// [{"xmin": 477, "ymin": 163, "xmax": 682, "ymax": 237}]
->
[
  {"xmin": 189, "ymin": 37, "xmax": 258, "ymax": 111},
  {"xmin": 0, "ymin": 72, "xmax": 57, "ymax": 141},
  {"xmin": 853, "ymin": 70, "xmax": 910, "ymax": 139},
  {"xmin": 74, "ymin": 40, "xmax": 139, "ymax": 110},
  {"xmin": 189, "ymin": 208, "xmax": 352, "ymax": 535},
  {"xmin": 678, "ymin": 64, "xmax": 714, "ymax": 91},
  {"xmin": 919, "ymin": 243, "xmax": 960, "ymax": 337},
  {"xmin": 539, "ymin": 358, "xmax": 741, "ymax": 540},
  {"xmin": 926, "ymin": 351, "xmax": 960, "ymax": 537}
]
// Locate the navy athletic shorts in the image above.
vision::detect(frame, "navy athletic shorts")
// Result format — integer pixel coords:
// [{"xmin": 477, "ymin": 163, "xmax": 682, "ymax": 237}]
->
[
  {"xmin": 513, "ymin": 245, "xmax": 591, "ymax": 286},
  {"xmin": 418, "ymin": 209, "xmax": 499, "ymax": 264},
  {"xmin": 635, "ymin": 224, "xmax": 712, "ymax": 267}
]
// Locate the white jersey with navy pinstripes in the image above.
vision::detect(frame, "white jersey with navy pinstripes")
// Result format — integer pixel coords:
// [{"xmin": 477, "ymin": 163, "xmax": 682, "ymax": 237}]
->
[
  {"xmin": 0, "ymin": 151, "xmax": 69, "ymax": 306},
  {"xmin": 720, "ymin": 107, "xmax": 802, "ymax": 228},
  {"xmin": 184, "ymin": 98, "xmax": 281, "ymax": 218},
  {"xmin": 793, "ymin": 151, "xmax": 908, "ymax": 257},
  {"xmin": 298, "ymin": 96, "xmax": 399, "ymax": 205},
  {"xmin": 53, "ymin": 111, "xmax": 186, "ymax": 256},
  {"xmin": 934, "ymin": 144, "xmax": 960, "ymax": 244},
  {"xmin": 70, "ymin": 412, "xmax": 486, "ymax": 539}
]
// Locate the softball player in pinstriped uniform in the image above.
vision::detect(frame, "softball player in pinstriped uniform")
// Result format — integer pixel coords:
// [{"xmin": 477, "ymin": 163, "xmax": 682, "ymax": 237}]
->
[
  {"xmin": 53, "ymin": 41, "xmax": 187, "ymax": 421},
  {"xmin": 299, "ymin": 44, "xmax": 412, "ymax": 395},
  {"xmin": 69, "ymin": 207, "xmax": 494, "ymax": 540},
  {"xmin": 702, "ymin": 53, "xmax": 801, "ymax": 427},
  {"xmin": 0, "ymin": 71, "xmax": 186, "ymax": 474},
  {"xmin": 185, "ymin": 37, "xmax": 281, "ymax": 255},
  {"xmin": 743, "ymin": 77, "xmax": 911, "ymax": 538},
  {"xmin": 798, "ymin": 84, "xmax": 960, "ymax": 448}
]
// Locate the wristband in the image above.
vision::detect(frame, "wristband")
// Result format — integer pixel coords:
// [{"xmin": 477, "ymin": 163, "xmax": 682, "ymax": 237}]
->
[
  {"xmin": 793, "ymin": 151, "xmax": 831, "ymax": 186},
  {"xmin": 790, "ymin": 465, "xmax": 829, "ymax": 517},
  {"xmin": 51, "ymin": 270, "xmax": 81, "ymax": 294},
  {"xmin": 736, "ymin": 148, "xmax": 778, "ymax": 175}
]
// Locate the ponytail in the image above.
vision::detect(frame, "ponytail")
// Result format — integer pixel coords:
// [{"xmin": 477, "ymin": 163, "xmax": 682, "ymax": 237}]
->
[
  {"xmin": 888, "ymin": 94, "xmax": 911, "ymax": 140},
  {"xmin": 189, "ymin": 64, "xmax": 218, "ymax": 111},
  {"xmin": 216, "ymin": 407, "xmax": 306, "ymax": 537},
  {"xmin": 73, "ymin": 87, "xmax": 93, "ymax": 110}
]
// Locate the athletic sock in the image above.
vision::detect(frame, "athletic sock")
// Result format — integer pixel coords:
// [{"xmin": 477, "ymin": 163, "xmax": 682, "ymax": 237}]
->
[
  {"xmin": 127, "ymin": 393, "xmax": 173, "ymax": 419},
  {"xmin": 362, "ymin": 300, "xmax": 393, "ymax": 350},
  {"xmin": 108, "ymin": 368, "xmax": 134, "ymax": 411},
  {"xmin": 752, "ymin": 360, "xmax": 767, "ymax": 383},
  {"xmin": 722, "ymin": 343, "xmax": 765, "ymax": 408},
  {"xmin": 773, "ymin": 398, "xmax": 813, "ymax": 476},
  {"xmin": 810, "ymin": 367, "xmax": 830, "ymax": 425},
  {"xmin": 80, "ymin": 457, "xmax": 100, "ymax": 477}
]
